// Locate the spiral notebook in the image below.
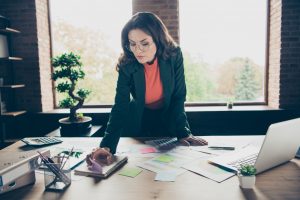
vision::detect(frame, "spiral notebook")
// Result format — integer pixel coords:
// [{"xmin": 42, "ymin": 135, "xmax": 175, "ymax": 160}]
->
[{"xmin": 74, "ymin": 156, "xmax": 128, "ymax": 178}]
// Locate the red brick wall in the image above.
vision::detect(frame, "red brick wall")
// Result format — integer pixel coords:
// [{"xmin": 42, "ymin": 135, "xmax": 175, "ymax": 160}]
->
[
  {"xmin": 268, "ymin": 0, "xmax": 300, "ymax": 109},
  {"xmin": 279, "ymin": 0, "xmax": 300, "ymax": 109},
  {"xmin": 35, "ymin": 0, "xmax": 53, "ymax": 111},
  {"xmin": 268, "ymin": 0, "xmax": 282, "ymax": 108},
  {"xmin": 0, "ymin": 0, "xmax": 54, "ymax": 112},
  {"xmin": 132, "ymin": 0, "xmax": 179, "ymax": 43}
]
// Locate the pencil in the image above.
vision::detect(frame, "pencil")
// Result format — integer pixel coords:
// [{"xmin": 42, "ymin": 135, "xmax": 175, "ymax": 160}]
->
[{"xmin": 61, "ymin": 146, "xmax": 74, "ymax": 169}]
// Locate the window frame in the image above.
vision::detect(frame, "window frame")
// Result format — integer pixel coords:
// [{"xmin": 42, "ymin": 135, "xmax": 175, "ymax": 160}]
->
[{"xmin": 48, "ymin": 0, "xmax": 270, "ymax": 108}]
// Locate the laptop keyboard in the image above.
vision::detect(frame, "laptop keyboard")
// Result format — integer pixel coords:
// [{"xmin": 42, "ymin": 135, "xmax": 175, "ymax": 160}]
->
[{"xmin": 228, "ymin": 153, "xmax": 258, "ymax": 169}]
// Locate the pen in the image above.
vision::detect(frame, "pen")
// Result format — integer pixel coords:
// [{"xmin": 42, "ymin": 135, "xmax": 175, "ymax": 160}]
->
[
  {"xmin": 37, "ymin": 151, "xmax": 71, "ymax": 185},
  {"xmin": 61, "ymin": 146, "xmax": 74, "ymax": 169},
  {"xmin": 208, "ymin": 146, "xmax": 235, "ymax": 150}
]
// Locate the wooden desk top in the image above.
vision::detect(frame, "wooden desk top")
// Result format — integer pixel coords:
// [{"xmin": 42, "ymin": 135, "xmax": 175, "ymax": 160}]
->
[{"xmin": 1, "ymin": 136, "xmax": 299, "ymax": 200}]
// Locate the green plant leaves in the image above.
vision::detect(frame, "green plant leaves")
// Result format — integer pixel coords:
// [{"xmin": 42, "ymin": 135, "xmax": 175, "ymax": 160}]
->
[
  {"xmin": 77, "ymin": 89, "xmax": 91, "ymax": 98},
  {"xmin": 51, "ymin": 52, "xmax": 91, "ymax": 117},
  {"xmin": 59, "ymin": 97, "xmax": 76, "ymax": 108},
  {"xmin": 52, "ymin": 52, "xmax": 82, "ymax": 68},
  {"xmin": 239, "ymin": 164, "xmax": 256, "ymax": 176}
]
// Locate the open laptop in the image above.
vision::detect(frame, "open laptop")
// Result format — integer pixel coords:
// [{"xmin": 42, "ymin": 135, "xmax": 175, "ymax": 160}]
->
[{"xmin": 208, "ymin": 118, "xmax": 300, "ymax": 174}]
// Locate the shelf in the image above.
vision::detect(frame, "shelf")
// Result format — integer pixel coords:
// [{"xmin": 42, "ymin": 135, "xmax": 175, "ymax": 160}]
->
[
  {"xmin": 0, "ymin": 28, "xmax": 20, "ymax": 34},
  {"xmin": 0, "ymin": 84, "xmax": 25, "ymax": 89},
  {"xmin": 0, "ymin": 57, "xmax": 23, "ymax": 61},
  {"xmin": 1, "ymin": 110, "xmax": 26, "ymax": 117}
]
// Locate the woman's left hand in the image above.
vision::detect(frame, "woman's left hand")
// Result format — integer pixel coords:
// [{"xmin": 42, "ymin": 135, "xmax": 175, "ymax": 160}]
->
[{"xmin": 179, "ymin": 135, "xmax": 208, "ymax": 146}]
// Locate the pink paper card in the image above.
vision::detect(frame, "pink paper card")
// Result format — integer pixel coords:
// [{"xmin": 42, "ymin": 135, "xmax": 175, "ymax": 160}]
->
[{"xmin": 140, "ymin": 147, "xmax": 157, "ymax": 154}]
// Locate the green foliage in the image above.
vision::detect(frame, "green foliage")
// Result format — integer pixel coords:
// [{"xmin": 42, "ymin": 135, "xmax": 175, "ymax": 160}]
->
[
  {"xmin": 235, "ymin": 60, "xmax": 260, "ymax": 100},
  {"xmin": 52, "ymin": 21, "xmax": 117, "ymax": 105},
  {"xmin": 56, "ymin": 81, "xmax": 72, "ymax": 93},
  {"xmin": 217, "ymin": 57, "xmax": 263, "ymax": 102},
  {"xmin": 52, "ymin": 52, "xmax": 82, "ymax": 68},
  {"xmin": 51, "ymin": 52, "xmax": 91, "ymax": 120},
  {"xmin": 59, "ymin": 97, "xmax": 75, "ymax": 108},
  {"xmin": 77, "ymin": 89, "xmax": 91, "ymax": 99},
  {"xmin": 239, "ymin": 164, "xmax": 256, "ymax": 176},
  {"xmin": 77, "ymin": 113, "xmax": 84, "ymax": 119},
  {"xmin": 184, "ymin": 52, "xmax": 216, "ymax": 102}
]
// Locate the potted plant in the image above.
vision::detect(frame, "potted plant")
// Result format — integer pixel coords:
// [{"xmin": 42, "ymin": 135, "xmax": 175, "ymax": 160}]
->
[
  {"xmin": 226, "ymin": 97, "xmax": 234, "ymax": 109},
  {"xmin": 238, "ymin": 164, "xmax": 257, "ymax": 189},
  {"xmin": 52, "ymin": 52, "xmax": 91, "ymax": 136}
]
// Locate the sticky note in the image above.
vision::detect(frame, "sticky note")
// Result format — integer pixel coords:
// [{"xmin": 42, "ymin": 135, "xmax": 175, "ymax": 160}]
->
[
  {"xmin": 118, "ymin": 167, "xmax": 143, "ymax": 178},
  {"xmin": 154, "ymin": 154, "xmax": 174, "ymax": 163},
  {"xmin": 140, "ymin": 147, "xmax": 157, "ymax": 154},
  {"xmin": 155, "ymin": 171, "xmax": 177, "ymax": 182}
]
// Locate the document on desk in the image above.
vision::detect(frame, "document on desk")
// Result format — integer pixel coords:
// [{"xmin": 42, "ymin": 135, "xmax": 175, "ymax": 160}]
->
[
  {"xmin": 52, "ymin": 147, "xmax": 89, "ymax": 170},
  {"xmin": 191, "ymin": 136, "xmax": 251, "ymax": 155},
  {"xmin": 121, "ymin": 144, "xmax": 160, "ymax": 158},
  {"xmin": 137, "ymin": 149, "xmax": 201, "ymax": 176},
  {"xmin": 183, "ymin": 158, "xmax": 235, "ymax": 183}
]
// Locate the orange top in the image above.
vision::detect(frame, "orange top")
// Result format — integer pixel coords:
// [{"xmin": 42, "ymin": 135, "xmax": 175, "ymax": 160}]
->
[{"xmin": 144, "ymin": 58, "xmax": 164, "ymax": 109}]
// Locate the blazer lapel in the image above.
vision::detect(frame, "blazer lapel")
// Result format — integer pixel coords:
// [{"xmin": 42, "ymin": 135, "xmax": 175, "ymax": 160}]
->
[
  {"xmin": 158, "ymin": 59, "xmax": 172, "ymax": 107},
  {"xmin": 133, "ymin": 63, "xmax": 145, "ymax": 105}
]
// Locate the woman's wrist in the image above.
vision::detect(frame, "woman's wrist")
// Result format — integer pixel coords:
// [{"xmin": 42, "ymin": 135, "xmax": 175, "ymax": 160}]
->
[{"xmin": 102, "ymin": 147, "xmax": 111, "ymax": 152}]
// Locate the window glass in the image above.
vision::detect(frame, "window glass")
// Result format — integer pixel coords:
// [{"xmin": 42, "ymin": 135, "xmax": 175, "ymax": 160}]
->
[
  {"xmin": 180, "ymin": 0, "xmax": 267, "ymax": 103},
  {"xmin": 50, "ymin": 0, "xmax": 132, "ymax": 105}
]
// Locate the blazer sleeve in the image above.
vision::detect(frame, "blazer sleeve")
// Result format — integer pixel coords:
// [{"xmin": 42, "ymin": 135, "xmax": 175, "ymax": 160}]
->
[
  {"xmin": 168, "ymin": 48, "xmax": 192, "ymax": 139},
  {"xmin": 100, "ymin": 68, "xmax": 131, "ymax": 154}
]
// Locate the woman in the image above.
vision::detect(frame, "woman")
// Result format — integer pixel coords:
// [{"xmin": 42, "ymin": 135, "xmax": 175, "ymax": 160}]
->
[{"xmin": 87, "ymin": 12, "xmax": 208, "ymax": 165}]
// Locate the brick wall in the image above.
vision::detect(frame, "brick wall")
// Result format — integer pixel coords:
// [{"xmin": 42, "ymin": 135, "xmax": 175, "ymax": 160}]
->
[
  {"xmin": 279, "ymin": 0, "xmax": 300, "ymax": 109},
  {"xmin": 132, "ymin": 0, "xmax": 179, "ymax": 43},
  {"xmin": 268, "ymin": 0, "xmax": 282, "ymax": 108},
  {"xmin": 35, "ymin": 0, "xmax": 53, "ymax": 111},
  {"xmin": 268, "ymin": 0, "xmax": 300, "ymax": 109},
  {"xmin": 0, "ymin": 0, "xmax": 53, "ymax": 112}
]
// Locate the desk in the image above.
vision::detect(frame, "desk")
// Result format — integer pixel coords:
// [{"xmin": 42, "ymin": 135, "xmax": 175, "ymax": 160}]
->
[{"xmin": 1, "ymin": 136, "xmax": 299, "ymax": 200}]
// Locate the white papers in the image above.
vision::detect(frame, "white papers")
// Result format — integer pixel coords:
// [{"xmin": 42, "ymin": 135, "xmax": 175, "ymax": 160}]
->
[
  {"xmin": 183, "ymin": 159, "xmax": 235, "ymax": 183},
  {"xmin": 137, "ymin": 154, "xmax": 187, "ymax": 176},
  {"xmin": 51, "ymin": 147, "xmax": 89, "ymax": 170},
  {"xmin": 117, "ymin": 144, "xmax": 160, "ymax": 158},
  {"xmin": 191, "ymin": 136, "xmax": 252, "ymax": 155},
  {"xmin": 154, "ymin": 171, "xmax": 177, "ymax": 182}
]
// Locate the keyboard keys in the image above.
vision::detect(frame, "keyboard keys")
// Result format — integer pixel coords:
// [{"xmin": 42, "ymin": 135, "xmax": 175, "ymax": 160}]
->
[{"xmin": 228, "ymin": 153, "xmax": 258, "ymax": 169}]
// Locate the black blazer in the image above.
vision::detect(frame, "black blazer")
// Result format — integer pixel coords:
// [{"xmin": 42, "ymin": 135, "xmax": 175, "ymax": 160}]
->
[{"xmin": 100, "ymin": 47, "xmax": 191, "ymax": 153}]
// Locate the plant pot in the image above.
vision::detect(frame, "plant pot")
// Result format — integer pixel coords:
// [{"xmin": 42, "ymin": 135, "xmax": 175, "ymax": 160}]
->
[
  {"xmin": 238, "ymin": 175, "xmax": 256, "ymax": 189},
  {"xmin": 227, "ymin": 102, "xmax": 233, "ymax": 109},
  {"xmin": 59, "ymin": 116, "xmax": 92, "ymax": 136}
]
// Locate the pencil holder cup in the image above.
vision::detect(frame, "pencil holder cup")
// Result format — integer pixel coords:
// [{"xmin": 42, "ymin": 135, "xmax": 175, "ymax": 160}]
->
[{"xmin": 44, "ymin": 156, "xmax": 71, "ymax": 191}]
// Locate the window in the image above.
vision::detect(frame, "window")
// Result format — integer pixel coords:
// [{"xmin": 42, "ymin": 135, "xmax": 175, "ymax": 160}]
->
[
  {"xmin": 180, "ymin": 0, "xmax": 268, "ymax": 104},
  {"xmin": 49, "ymin": 0, "xmax": 132, "ymax": 106}
]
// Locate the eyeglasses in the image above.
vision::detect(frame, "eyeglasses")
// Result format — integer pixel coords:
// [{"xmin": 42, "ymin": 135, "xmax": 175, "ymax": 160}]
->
[{"xmin": 126, "ymin": 41, "xmax": 154, "ymax": 52}]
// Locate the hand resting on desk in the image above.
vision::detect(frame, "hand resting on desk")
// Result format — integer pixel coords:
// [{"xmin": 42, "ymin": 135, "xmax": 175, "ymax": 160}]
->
[
  {"xmin": 86, "ymin": 147, "xmax": 114, "ymax": 166},
  {"xmin": 179, "ymin": 135, "xmax": 208, "ymax": 146}
]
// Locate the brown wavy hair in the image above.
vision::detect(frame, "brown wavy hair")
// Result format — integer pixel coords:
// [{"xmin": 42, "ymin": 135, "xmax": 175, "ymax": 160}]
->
[{"xmin": 117, "ymin": 12, "xmax": 177, "ymax": 69}]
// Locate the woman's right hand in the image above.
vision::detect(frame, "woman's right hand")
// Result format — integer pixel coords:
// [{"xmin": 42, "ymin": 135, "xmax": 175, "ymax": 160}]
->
[{"xmin": 86, "ymin": 147, "xmax": 114, "ymax": 165}]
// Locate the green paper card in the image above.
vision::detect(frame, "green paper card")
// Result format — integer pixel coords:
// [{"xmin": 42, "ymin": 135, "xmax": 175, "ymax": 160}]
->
[
  {"xmin": 118, "ymin": 167, "xmax": 143, "ymax": 178},
  {"xmin": 154, "ymin": 154, "xmax": 174, "ymax": 163}
]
